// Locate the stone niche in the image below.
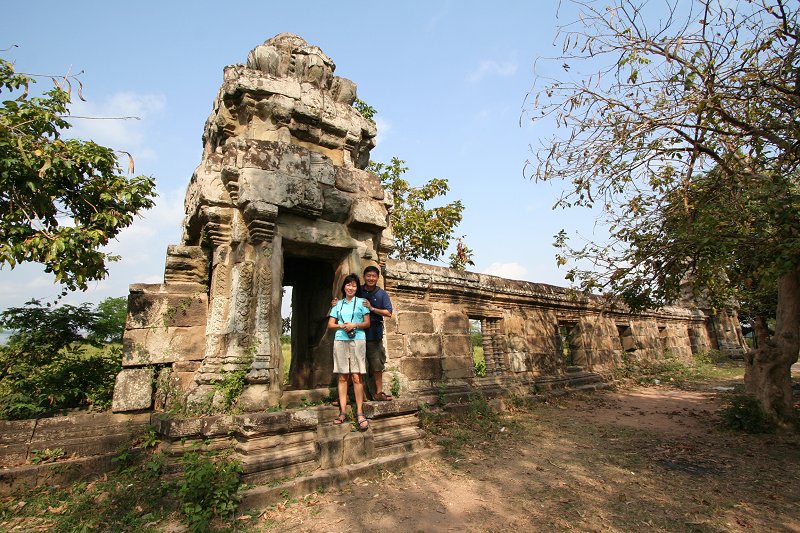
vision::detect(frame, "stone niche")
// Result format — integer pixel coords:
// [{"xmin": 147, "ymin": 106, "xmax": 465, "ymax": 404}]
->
[{"xmin": 113, "ymin": 33, "xmax": 392, "ymax": 413}]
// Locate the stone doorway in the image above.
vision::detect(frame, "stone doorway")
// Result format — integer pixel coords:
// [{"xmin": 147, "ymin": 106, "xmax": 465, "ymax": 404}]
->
[
  {"xmin": 281, "ymin": 255, "xmax": 337, "ymax": 390},
  {"xmin": 558, "ymin": 322, "xmax": 579, "ymax": 367}
]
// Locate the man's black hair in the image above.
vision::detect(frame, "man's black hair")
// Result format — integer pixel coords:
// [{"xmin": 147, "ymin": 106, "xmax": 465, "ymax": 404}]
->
[{"xmin": 363, "ymin": 265, "xmax": 380, "ymax": 277}]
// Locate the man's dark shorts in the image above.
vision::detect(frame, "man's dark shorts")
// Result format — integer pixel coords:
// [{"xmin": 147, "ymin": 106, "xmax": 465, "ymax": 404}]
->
[{"xmin": 365, "ymin": 340, "xmax": 386, "ymax": 372}]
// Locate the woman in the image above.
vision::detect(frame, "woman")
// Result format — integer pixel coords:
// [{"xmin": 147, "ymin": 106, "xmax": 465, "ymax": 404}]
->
[{"xmin": 328, "ymin": 273, "xmax": 371, "ymax": 430}]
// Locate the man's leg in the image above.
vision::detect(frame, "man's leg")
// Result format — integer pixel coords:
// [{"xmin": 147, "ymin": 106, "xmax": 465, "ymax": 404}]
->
[
  {"xmin": 369, "ymin": 340, "xmax": 391, "ymax": 399},
  {"xmin": 364, "ymin": 341, "xmax": 379, "ymax": 400}
]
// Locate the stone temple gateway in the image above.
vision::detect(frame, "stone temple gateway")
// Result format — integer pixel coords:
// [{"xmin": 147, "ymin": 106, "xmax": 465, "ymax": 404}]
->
[
  {"xmin": 114, "ymin": 33, "xmax": 391, "ymax": 413},
  {"xmin": 103, "ymin": 34, "xmax": 747, "ymax": 493}
]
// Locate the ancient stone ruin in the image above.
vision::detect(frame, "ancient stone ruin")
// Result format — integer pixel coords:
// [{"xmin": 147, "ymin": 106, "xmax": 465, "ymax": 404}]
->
[
  {"xmin": 113, "ymin": 33, "xmax": 390, "ymax": 413},
  {"xmin": 1, "ymin": 34, "xmax": 748, "ymax": 498}
]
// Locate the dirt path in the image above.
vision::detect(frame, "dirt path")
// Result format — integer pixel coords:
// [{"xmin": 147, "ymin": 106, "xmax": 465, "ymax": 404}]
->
[{"xmin": 250, "ymin": 384, "xmax": 800, "ymax": 533}]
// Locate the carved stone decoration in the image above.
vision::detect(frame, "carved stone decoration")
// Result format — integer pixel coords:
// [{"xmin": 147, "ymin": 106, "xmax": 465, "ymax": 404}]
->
[{"xmin": 242, "ymin": 201, "xmax": 278, "ymax": 244}]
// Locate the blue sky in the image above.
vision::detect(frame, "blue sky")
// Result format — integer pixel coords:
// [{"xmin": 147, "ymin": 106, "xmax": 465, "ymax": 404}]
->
[{"xmin": 0, "ymin": 0, "xmax": 603, "ymax": 310}]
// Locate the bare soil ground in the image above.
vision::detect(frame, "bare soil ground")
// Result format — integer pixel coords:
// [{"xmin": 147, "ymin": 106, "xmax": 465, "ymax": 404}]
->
[{"xmin": 252, "ymin": 375, "xmax": 800, "ymax": 532}]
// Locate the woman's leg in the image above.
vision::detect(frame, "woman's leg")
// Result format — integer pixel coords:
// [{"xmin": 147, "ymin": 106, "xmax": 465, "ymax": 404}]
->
[
  {"xmin": 337, "ymin": 373, "xmax": 350, "ymax": 414},
  {"xmin": 352, "ymin": 373, "xmax": 364, "ymax": 415}
]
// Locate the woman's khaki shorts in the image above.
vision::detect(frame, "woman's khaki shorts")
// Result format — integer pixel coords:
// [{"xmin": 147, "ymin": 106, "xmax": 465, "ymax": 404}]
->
[{"xmin": 333, "ymin": 339, "xmax": 367, "ymax": 374}]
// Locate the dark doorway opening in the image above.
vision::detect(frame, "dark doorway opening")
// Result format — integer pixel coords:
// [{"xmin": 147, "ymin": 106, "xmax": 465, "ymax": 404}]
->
[
  {"xmin": 282, "ymin": 255, "xmax": 336, "ymax": 390},
  {"xmin": 557, "ymin": 322, "xmax": 578, "ymax": 366}
]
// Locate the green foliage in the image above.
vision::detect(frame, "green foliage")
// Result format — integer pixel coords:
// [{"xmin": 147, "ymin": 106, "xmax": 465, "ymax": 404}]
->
[
  {"xmin": 369, "ymin": 157, "xmax": 471, "ymax": 264},
  {"xmin": 465, "ymin": 392, "xmax": 500, "ymax": 429},
  {"xmin": 473, "ymin": 355, "xmax": 487, "ymax": 378},
  {"xmin": 472, "ymin": 324, "xmax": 486, "ymax": 376},
  {"xmin": 139, "ymin": 424, "xmax": 161, "ymax": 449},
  {"xmin": 29, "ymin": 447, "xmax": 65, "ymax": 464},
  {"xmin": 428, "ymin": 392, "xmax": 505, "ymax": 458},
  {"xmin": 0, "ymin": 57, "xmax": 157, "ymax": 291},
  {"xmin": 615, "ymin": 352, "xmax": 692, "ymax": 385},
  {"xmin": 470, "ymin": 330, "xmax": 483, "ymax": 348},
  {"xmin": 90, "ymin": 296, "xmax": 127, "ymax": 343},
  {"xmin": 530, "ymin": 0, "xmax": 800, "ymax": 421},
  {"xmin": 175, "ymin": 450, "xmax": 243, "ymax": 533},
  {"xmin": 615, "ymin": 350, "xmax": 743, "ymax": 388},
  {"xmin": 436, "ymin": 382, "xmax": 447, "ymax": 407},
  {"xmin": 212, "ymin": 369, "xmax": 247, "ymax": 412},
  {"xmin": 390, "ymin": 372, "xmax": 401, "ymax": 398},
  {"xmin": 353, "ymin": 98, "xmax": 376, "ymax": 123},
  {"xmin": 721, "ymin": 394, "xmax": 776, "ymax": 434},
  {"xmin": 0, "ymin": 299, "xmax": 122, "ymax": 419}
]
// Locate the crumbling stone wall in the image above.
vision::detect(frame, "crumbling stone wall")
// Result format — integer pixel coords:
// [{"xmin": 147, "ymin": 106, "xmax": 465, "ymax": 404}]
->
[{"xmin": 381, "ymin": 259, "xmax": 743, "ymax": 395}]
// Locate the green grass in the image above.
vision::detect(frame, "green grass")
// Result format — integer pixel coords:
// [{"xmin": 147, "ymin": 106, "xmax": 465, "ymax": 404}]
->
[
  {"xmin": 616, "ymin": 350, "xmax": 746, "ymax": 389},
  {"xmin": 282, "ymin": 341, "xmax": 291, "ymax": 384},
  {"xmin": 473, "ymin": 346, "xmax": 486, "ymax": 377}
]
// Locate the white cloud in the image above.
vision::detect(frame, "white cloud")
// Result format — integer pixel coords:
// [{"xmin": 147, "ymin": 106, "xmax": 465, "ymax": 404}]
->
[
  {"xmin": 467, "ymin": 58, "xmax": 518, "ymax": 83},
  {"xmin": 103, "ymin": 185, "xmax": 186, "ymax": 272},
  {"xmin": 374, "ymin": 116, "xmax": 391, "ymax": 147},
  {"xmin": 66, "ymin": 91, "xmax": 166, "ymax": 163},
  {"xmin": 482, "ymin": 262, "xmax": 528, "ymax": 280}
]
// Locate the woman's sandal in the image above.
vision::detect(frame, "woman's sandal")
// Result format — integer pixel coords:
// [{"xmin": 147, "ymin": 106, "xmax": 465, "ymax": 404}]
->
[
  {"xmin": 356, "ymin": 413, "xmax": 369, "ymax": 431},
  {"xmin": 333, "ymin": 412, "xmax": 347, "ymax": 425},
  {"xmin": 374, "ymin": 392, "xmax": 393, "ymax": 401}
]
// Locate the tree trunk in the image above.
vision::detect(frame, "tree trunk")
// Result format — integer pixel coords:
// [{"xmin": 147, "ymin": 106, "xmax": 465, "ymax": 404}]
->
[{"xmin": 744, "ymin": 266, "xmax": 800, "ymax": 423}]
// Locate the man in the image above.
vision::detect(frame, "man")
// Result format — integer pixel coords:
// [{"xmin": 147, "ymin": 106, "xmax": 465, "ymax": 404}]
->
[{"xmin": 358, "ymin": 265, "xmax": 394, "ymax": 400}]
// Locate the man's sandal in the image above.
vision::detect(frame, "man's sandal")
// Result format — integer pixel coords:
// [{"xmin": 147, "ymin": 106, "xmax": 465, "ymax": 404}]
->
[
  {"xmin": 333, "ymin": 412, "xmax": 347, "ymax": 425},
  {"xmin": 375, "ymin": 392, "xmax": 393, "ymax": 401},
  {"xmin": 356, "ymin": 413, "xmax": 369, "ymax": 431}
]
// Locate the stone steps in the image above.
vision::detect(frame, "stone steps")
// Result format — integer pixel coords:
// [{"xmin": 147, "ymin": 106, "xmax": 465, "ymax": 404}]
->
[{"xmin": 239, "ymin": 446, "xmax": 442, "ymax": 510}]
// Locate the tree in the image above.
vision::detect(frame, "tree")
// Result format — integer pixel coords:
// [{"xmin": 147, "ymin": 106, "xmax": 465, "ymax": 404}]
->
[
  {"xmin": 369, "ymin": 157, "xmax": 473, "ymax": 267},
  {"xmin": 90, "ymin": 296, "xmax": 128, "ymax": 344},
  {"xmin": 528, "ymin": 0, "xmax": 799, "ymax": 422},
  {"xmin": 0, "ymin": 299, "xmax": 121, "ymax": 419},
  {"xmin": 0, "ymin": 58, "xmax": 157, "ymax": 291}
]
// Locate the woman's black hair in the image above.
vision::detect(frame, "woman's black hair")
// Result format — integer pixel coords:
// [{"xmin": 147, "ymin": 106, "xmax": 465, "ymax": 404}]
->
[{"xmin": 340, "ymin": 273, "xmax": 361, "ymax": 297}]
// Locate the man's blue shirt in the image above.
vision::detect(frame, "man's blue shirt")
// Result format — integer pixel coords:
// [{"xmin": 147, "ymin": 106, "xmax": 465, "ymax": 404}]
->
[{"xmin": 357, "ymin": 286, "xmax": 393, "ymax": 341}]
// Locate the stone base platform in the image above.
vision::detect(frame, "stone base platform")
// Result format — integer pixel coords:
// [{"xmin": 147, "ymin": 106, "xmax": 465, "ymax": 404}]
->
[{"xmin": 0, "ymin": 369, "xmax": 612, "ymax": 497}]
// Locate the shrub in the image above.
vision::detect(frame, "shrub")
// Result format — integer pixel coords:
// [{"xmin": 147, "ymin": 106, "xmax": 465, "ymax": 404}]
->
[
  {"xmin": 720, "ymin": 394, "xmax": 775, "ymax": 434},
  {"xmin": 213, "ymin": 369, "xmax": 247, "ymax": 412},
  {"xmin": 175, "ymin": 450, "xmax": 243, "ymax": 533},
  {"xmin": 0, "ymin": 343, "xmax": 121, "ymax": 419},
  {"xmin": 474, "ymin": 358, "xmax": 487, "ymax": 377}
]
